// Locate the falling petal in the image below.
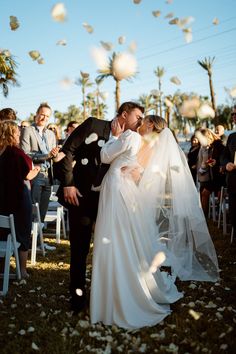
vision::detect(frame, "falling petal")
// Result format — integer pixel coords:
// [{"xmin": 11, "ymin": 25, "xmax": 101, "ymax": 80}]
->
[
  {"xmin": 170, "ymin": 76, "xmax": 181, "ymax": 85},
  {"xmin": 165, "ymin": 12, "xmax": 174, "ymax": 19},
  {"xmin": 118, "ymin": 36, "xmax": 126, "ymax": 45},
  {"xmin": 128, "ymin": 41, "xmax": 137, "ymax": 53},
  {"xmin": 51, "ymin": 3, "xmax": 66, "ymax": 22},
  {"xmin": 229, "ymin": 86, "xmax": 236, "ymax": 97},
  {"xmin": 83, "ymin": 22, "xmax": 94, "ymax": 34},
  {"xmin": 112, "ymin": 52, "xmax": 137, "ymax": 80},
  {"xmin": 9, "ymin": 16, "xmax": 20, "ymax": 31},
  {"xmin": 90, "ymin": 47, "xmax": 109, "ymax": 71},
  {"xmin": 85, "ymin": 132, "xmax": 98, "ymax": 144},
  {"xmin": 183, "ymin": 28, "xmax": 193, "ymax": 43},
  {"xmin": 102, "ymin": 237, "xmax": 111, "ymax": 244},
  {"xmin": 178, "ymin": 16, "xmax": 195, "ymax": 29},
  {"xmin": 149, "ymin": 252, "xmax": 166, "ymax": 273},
  {"xmin": 100, "ymin": 41, "xmax": 114, "ymax": 51},
  {"xmin": 179, "ymin": 98, "xmax": 200, "ymax": 118},
  {"xmin": 60, "ymin": 77, "xmax": 73, "ymax": 89},
  {"xmin": 56, "ymin": 39, "xmax": 67, "ymax": 46},
  {"xmin": 99, "ymin": 91, "xmax": 109, "ymax": 100},
  {"xmin": 166, "ymin": 0, "xmax": 173, "ymax": 3},
  {"xmin": 197, "ymin": 103, "xmax": 215, "ymax": 119},
  {"xmin": 75, "ymin": 288, "xmax": 83, "ymax": 296},
  {"xmin": 81, "ymin": 158, "xmax": 89, "ymax": 165},
  {"xmin": 169, "ymin": 17, "xmax": 179, "ymax": 25},
  {"xmin": 18, "ymin": 329, "xmax": 26, "ymax": 335},
  {"xmin": 152, "ymin": 11, "xmax": 161, "ymax": 18},
  {"xmin": 37, "ymin": 58, "xmax": 45, "ymax": 64},
  {"xmin": 133, "ymin": 0, "xmax": 142, "ymax": 4},
  {"xmin": 213, "ymin": 17, "xmax": 219, "ymax": 25},
  {"xmin": 32, "ymin": 343, "xmax": 40, "ymax": 351},
  {"xmin": 29, "ymin": 51, "xmax": 41, "ymax": 60},
  {"xmin": 28, "ymin": 326, "xmax": 35, "ymax": 333},
  {"xmin": 98, "ymin": 139, "xmax": 105, "ymax": 147}
]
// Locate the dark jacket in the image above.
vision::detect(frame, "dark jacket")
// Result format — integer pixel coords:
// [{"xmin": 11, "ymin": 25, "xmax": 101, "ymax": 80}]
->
[{"xmin": 220, "ymin": 132, "xmax": 236, "ymax": 193}]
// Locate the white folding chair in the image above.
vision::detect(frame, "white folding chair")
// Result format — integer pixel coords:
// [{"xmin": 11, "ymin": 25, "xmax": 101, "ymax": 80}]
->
[
  {"xmin": 230, "ymin": 227, "xmax": 234, "ymax": 244},
  {"xmin": 0, "ymin": 214, "xmax": 21, "ymax": 296},
  {"xmin": 217, "ymin": 187, "xmax": 229, "ymax": 235},
  {"xmin": 208, "ymin": 192, "xmax": 217, "ymax": 222},
  {"xmin": 31, "ymin": 203, "xmax": 45, "ymax": 265},
  {"xmin": 44, "ymin": 202, "xmax": 66, "ymax": 243}
]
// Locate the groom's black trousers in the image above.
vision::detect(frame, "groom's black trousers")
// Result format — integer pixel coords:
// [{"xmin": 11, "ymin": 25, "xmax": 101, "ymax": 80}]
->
[{"xmin": 67, "ymin": 191, "xmax": 99, "ymax": 295}]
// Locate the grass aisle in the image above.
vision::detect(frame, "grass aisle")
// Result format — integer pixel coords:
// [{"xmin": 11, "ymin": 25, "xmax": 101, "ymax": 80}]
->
[{"xmin": 0, "ymin": 222, "xmax": 235, "ymax": 354}]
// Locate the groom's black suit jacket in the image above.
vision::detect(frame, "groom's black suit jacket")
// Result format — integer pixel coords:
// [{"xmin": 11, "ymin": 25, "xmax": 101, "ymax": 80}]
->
[
  {"xmin": 56, "ymin": 117, "xmax": 111, "ymax": 206},
  {"xmin": 221, "ymin": 132, "xmax": 236, "ymax": 193}
]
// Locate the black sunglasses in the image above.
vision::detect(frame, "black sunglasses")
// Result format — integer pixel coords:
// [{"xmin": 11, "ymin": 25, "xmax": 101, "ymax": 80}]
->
[{"xmin": 231, "ymin": 112, "xmax": 236, "ymax": 116}]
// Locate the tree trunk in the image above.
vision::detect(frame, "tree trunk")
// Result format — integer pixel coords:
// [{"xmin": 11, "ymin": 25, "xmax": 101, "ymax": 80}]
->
[
  {"xmin": 82, "ymin": 87, "xmax": 86, "ymax": 121},
  {"xmin": 115, "ymin": 79, "xmax": 120, "ymax": 112},
  {"xmin": 96, "ymin": 92, "xmax": 100, "ymax": 119},
  {"xmin": 208, "ymin": 72, "xmax": 217, "ymax": 124},
  {"xmin": 159, "ymin": 79, "xmax": 162, "ymax": 117}
]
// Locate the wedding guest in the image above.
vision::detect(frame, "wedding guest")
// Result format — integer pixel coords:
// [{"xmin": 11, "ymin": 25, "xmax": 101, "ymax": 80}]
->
[
  {"xmin": 0, "ymin": 107, "xmax": 17, "ymax": 121},
  {"xmin": 215, "ymin": 125, "xmax": 227, "ymax": 146},
  {"xmin": 187, "ymin": 134, "xmax": 200, "ymax": 184},
  {"xmin": 66, "ymin": 121, "xmax": 79, "ymax": 137},
  {"xmin": 20, "ymin": 103, "xmax": 60, "ymax": 226},
  {"xmin": 196, "ymin": 128, "xmax": 225, "ymax": 217},
  {"xmin": 56, "ymin": 102, "xmax": 144, "ymax": 313},
  {"xmin": 20, "ymin": 120, "xmax": 30, "ymax": 129},
  {"xmin": 47, "ymin": 123, "xmax": 63, "ymax": 145},
  {"xmin": 220, "ymin": 105, "xmax": 236, "ymax": 239},
  {"xmin": 0, "ymin": 120, "xmax": 40, "ymax": 277}
]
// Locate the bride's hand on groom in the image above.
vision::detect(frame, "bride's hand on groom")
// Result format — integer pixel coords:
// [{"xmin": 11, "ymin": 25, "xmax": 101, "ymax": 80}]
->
[{"xmin": 63, "ymin": 186, "xmax": 82, "ymax": 206}]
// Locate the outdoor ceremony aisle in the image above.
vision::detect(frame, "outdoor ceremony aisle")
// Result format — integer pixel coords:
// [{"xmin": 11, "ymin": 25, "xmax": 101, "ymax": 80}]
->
[{"xmin": 0, "ymin": 223, "xmax": 235, "ymax": 354}]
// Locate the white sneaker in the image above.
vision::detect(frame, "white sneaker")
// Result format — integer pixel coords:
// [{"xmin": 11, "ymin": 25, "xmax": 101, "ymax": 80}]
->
[{"xmin": 44, "ymin": 243, "xmax": 56, "ymax": 251}]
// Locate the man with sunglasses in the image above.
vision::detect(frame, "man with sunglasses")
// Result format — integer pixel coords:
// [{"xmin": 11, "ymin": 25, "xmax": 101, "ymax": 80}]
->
[{"xmin": 221, "ymin": 105, "xmax": 236, "ymax": 240}]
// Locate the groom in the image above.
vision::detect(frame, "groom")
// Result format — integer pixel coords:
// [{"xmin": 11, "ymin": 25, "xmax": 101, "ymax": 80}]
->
[{"xmin": 57, "ymin": 102, "xmax": 144, "ymax": 312}]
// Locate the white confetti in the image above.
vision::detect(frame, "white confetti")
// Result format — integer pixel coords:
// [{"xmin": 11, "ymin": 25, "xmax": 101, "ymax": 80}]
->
[
  {"xmin": 100, "ymin": 41, "xmax": 114, "ymax": 51},
  {"xmin": 56, "ymin": 39, "xmax": 67, "ymax": 46},
  {"xmin": 189, "ymin": 309, "xmax": 201, "ymax": 320},
  {"xmin": 18, "ymin": 329, "xmax": 26, "ymax": 335},
  {"xmin": 85, "ymin": 132, "xmax": 98, "ymax": 144},
  {"xmin": 102, "ymin": 237, "xmax": 111, "ymax": 244},
  {"xmin": 29, "ymin": 51, "xmax": 41, "ymax": 61},
  {"xmin": 118, "ymin": 36, "xmax": 126, "ymax": 45},
  {"xmin": 32, "ymin": 342, "xmax": 40, "ymax": 351},
  {"xmin": 197, "ymin": 103, "xmax": 215, "ymax": 119},
  {"xmin": 28, "ymin": 326, "xmax": 35, "ymax": 333},
  {"xmin": 213, "ymin": 17, "xmax": 219, "ymax": 25},
  {"xmin": 152, "ymin": 11, "xmax": 161, "ymax": 18},
  {"xmin": 112, "ymin": 52, "xmax": 137, "ymax": 80},
  {"xmin": 170, "ymin": 76, "xmax": 181, "ymax": 85},
  {"xmin": 82, "ymin": 22, "xmax": 94, "ymax": 34},
  {"xmin": 75, "ymin": 288, "xmax": 83, "ymax": 296},
  {"xmin": 51, "ymin": 3, "xmax": 66, "ymax": 22},
  {"xmin": 98, "ymin": 139, "xmax": 105, "ymax": 147}
]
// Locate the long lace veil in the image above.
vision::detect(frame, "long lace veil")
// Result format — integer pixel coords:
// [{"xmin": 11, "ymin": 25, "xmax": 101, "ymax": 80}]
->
[{"xmin": 138, "ymin": 128, "xmax": 219, "ymax": 282}]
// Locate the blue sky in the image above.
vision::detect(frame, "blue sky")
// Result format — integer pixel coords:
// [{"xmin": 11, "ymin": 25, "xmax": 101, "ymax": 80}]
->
[{"xmin": 1, "ymin": 0, "xmax": 236, "ymax": 123}]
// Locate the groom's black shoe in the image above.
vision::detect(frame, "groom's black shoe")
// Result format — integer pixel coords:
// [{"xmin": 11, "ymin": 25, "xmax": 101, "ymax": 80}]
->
[{"xmin": 70, "ymin": 290, "xmax": 87, "ymax": 314}]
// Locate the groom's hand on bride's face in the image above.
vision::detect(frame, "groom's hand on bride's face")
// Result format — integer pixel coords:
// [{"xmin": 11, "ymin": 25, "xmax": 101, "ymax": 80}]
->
[
  {"xmin": 111, "ymin": 118, "xmax": 125, "ymax": 137},
  {"xmin": 63, "ymin": 186, "xmax": 82, "ymax": 206}
]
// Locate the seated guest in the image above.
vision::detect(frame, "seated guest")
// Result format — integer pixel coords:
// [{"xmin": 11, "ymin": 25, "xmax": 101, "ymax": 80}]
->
[{"xmin": 0, "ymin": 120, "xmax": 40, "ymax": 277}]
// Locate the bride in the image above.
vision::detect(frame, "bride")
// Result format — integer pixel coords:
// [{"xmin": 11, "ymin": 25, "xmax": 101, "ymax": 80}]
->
[{"xmin": 90, "ymin": 115, "xmax": 219, "ymax": 329}]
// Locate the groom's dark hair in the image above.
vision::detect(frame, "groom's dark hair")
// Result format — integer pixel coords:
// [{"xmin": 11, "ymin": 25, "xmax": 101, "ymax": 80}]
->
[{"xmin": 117, "ymin": 102, "xmax": 144, "ymax": 115}]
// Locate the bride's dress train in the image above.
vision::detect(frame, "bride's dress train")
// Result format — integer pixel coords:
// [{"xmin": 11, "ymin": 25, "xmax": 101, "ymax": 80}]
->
[{"xmin": 90, "ymin": 130, "xmax": 183, "ymax": 329}]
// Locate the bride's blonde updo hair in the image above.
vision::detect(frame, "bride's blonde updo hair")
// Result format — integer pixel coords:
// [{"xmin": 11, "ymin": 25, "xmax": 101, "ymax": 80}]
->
[{"xmin": 145, "ymin": 115, "xmax": 167, "ymax": 133}]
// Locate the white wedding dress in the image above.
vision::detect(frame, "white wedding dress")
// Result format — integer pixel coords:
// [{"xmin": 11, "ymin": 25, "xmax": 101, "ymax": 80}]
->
[{"xmin": 90, "ymin": 130, "xmax": 183, "ymax": 329}]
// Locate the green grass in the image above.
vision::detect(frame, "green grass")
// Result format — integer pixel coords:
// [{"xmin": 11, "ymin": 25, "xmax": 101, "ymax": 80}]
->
[{"xmin": 0, "ymin": 222, "xmax": 235, "ymax": 354}]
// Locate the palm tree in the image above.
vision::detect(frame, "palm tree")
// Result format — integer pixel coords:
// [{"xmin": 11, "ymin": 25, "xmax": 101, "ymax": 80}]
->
[
  {"xmin": 0, "ymin": 50, "xmax": 18, "ymax": 98},
  {"xmin": 94, "ymin": 77, "xmax": 105, "ymax": 119},
  {"xmin": 97, "ymin": 52, "xmax": 137, "ymax": 112},
  {"xmin": 198, "ymin": 57, "xmax": 217, "ymax": 119},
  {"xmin": 154, "ymin": 66, "xmax": 165, "ymax": 117},
  {"xmin": 75, "ymin": 72, "xmax": 93, "ymax": 121},
  {"xmin": 138, "ymin": 94, "xmax": 155, "ymax": 115}
]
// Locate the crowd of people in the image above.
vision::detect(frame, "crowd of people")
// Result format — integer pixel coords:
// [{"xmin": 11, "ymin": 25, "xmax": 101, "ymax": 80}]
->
[{"xmin": 0, "ymin": 102, "xmax": 235, "ymax": 329}]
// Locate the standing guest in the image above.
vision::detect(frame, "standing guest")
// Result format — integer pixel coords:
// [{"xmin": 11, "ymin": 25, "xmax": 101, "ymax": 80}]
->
[
  {"xmin": 220, "ymin": 105, "xmax": 236, "ymax": 239},
  {"xmin": 187, "ymin": 134, "xmax": 200, "ymax": 185},
  {"xmin": 56, "ymin": 102, "xmax": 144, "ymax": 313},
  {"xmin": 66, "ymin": 121, "xmax": 79, "ymax": 138},
  {"xmin": 20, "ymin": 120, "xmax": 30, "ymax": 129},
  {"xmin": 20, "ymin": 103, "xmax": 60, "ymax": 226},
  {"xmin": 196, "ymin": 128, "xmax": 225, "ymax": 217},
  {"xmin": 0, "ymin": 120, "xmax": 40, "ymax": 277},
  {"xmin": 47, "ymin": 123, "xmax": 62, "ymax": 145},
  {"xmin": 215, "ymin": 125, "xmax": 227, "ymax": 146},
  {"xmin": 0, "ymin": 107, "xmax": 17, "ymax": 121}
]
